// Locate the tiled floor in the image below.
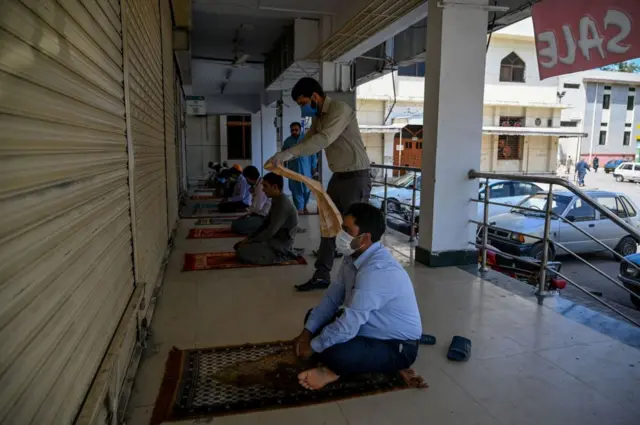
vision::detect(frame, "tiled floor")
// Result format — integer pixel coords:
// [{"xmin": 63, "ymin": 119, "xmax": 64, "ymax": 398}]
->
[{"xmin": 126, "ymin": 213, "xmax": 640, "ymax": 425}]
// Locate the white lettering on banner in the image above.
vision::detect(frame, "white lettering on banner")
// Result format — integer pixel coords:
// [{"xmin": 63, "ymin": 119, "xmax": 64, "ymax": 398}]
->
[{"xmin": 537, "ymin": 9, "xmax": 631, "ymax": 69}]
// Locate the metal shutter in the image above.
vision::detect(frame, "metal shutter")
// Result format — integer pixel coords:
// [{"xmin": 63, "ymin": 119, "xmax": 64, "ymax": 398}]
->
[
  {"xmin": 125, "ymin": 0, "xmax": 168, "ymax": 309},
  {"xmin": 161, "ymin": 0, "xmax": 178, "ymax": 233},
  {"xmin": 0, "ymin": 1, "xmax": 134, "ymax": 424}
]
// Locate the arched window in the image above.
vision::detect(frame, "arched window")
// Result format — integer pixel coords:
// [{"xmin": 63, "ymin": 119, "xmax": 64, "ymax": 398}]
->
[{"xmin": 500, "ymin": 52, "xmax": 525, "ymax": 82}]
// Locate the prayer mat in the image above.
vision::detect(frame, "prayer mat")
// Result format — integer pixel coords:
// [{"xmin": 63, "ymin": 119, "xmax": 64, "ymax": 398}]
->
[
  {"xmin": 187, "ymin": 228, "xmax": 242, "ymax": 239},
  {"xmin": 194, "ymin": 217, "xmax": 240, "ymax": 225},
  {"xmin": 190, "ymin": 195, "xmax": 220, "ymax": 200},
  {"xmin": 193, "ymin": 202, "xmax": 220, "ymax": 209},
  {"xmin": 149, "ymin": 341, "xmax": 427, "ymax": 424},
  {"xmin": 183, "ymin": 252, "xmax": 307, "ymax": 271}
]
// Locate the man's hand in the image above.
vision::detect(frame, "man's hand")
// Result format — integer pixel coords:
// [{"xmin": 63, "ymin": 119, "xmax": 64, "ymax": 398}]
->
[
  {"xmin": 295, "ymin": 338, "xmax": 314, "ymax": 360},
  {"xmin": 293, "ymin": 329, "xmax": 313, "ymax": 358},
  {"xmin": 265, "ymin": 150, "xmax": 294, "ymax": 169}
]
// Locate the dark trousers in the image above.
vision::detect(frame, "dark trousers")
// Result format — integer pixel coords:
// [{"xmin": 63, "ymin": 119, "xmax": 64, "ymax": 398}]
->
[
  {"xmin": 314, "ymin": 170, "xmax": 372, "ymax": 281},
  {"xmin": 304, "ymin": 310, "xmax": 418, "ymax": 376},
  {"xmin": 219, "ymin": 201, "xmax": 249, "ymax": 213}
]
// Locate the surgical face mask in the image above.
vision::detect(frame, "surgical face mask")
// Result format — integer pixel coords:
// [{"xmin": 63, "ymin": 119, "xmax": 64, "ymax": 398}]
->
[
  {"xmin": 336, "ymin": 230, "xmax": 362, "ymax": 256},
  {"xmin": 300, "ymin": 100, "xmax": 318, "ymax": 117}
]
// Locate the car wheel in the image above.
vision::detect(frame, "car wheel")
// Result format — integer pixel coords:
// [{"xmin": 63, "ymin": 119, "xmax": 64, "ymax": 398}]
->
[
  {"xmin": 605, "ymin": 170, "xmax": 610, "ymax": 174},
  {"xmin": 529, "ymin": 243, "xmax": 555, "ymax": 262},
  {"xmin": 381, "ymin": 198, "xmax": 402, "ymax": 214},
  {"xmin": 616, "ymin": 175, "xmax": 624, "ymax": 182},
  {"xmin": 630, "ymin": 293, "xmax": 640, "ymax": 310},
  {"xmin": 615, "ymin": 236, "xmax": 637, "ymax": 258}
]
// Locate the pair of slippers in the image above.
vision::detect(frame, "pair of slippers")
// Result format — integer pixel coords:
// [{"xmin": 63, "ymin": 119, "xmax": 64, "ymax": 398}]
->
[{"xmin": 419, "ymin": 334, "xmax": 472, "ymax": 362}]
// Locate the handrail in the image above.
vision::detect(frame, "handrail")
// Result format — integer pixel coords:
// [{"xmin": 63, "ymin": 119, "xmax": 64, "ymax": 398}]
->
[{"xmin": 469, "ymin": 169, "xmax": 640, "ymax": 242}]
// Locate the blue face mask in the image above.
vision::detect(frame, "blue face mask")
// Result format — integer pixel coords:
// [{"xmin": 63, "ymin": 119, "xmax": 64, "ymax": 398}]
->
[{"xmin": 300, "ymin": 101, "xmax": 318, "ymax": 117}]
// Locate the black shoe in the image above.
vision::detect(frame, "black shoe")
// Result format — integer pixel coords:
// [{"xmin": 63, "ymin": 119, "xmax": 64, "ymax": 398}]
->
[{"xmin": 295, "ymin": 278, "xmax": 330, "ymax": 292}]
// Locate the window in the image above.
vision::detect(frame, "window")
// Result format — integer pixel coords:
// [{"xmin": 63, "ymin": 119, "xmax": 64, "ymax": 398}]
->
[
  {"xmin": 487, "ymin": 182, "xmax": 511, "ymax": 198},
  {"xmin": 226, "ymin": 115, "xmax": 252, "ymax": 159},
  {"xmin": 499, "ymin": 52, "xmax": 525, "ymax": 82},
  {"xmin": 598, "ymin": 197, "xmax": 628, "ymax": 219},
  {"xmin": 561, "ymin": 121, "xmax": 578, "ymax": 127},
  {"xmin": 499, "ymin": 116, "xmax": 525, "ymax": 127},
  {"xmin": 599, "ymin": 130, "xmax": 607, "ymax": 145},
  {"xmin": 398, "ymin": 62, "xmax": 425, "ymax": 77},
  {"xmin": 621, "ymin": 164, "xmax": 633, "ymax": 171},
  {"xmin": 626, "ymin": 123, "xmax": 632, "ymax": 127},
  {"xmin": 603, "ymin": 94, "xmax": 611, "ymax": 109},
  {"xmin": 564, "ymin": 83, "xmax": 580, "ymax": 89},
  {"xmin": 601, "ymin": 122, "xmax": 608, "ymax": 127},
  {"xmin": 566, "ymin": 199, "xmax": 596, "ymax": 222},
  {"xmin": 513, "ymin": 182, "xmax": 542, "ymax": 196},
  {"xmin": 514, "ymin": 194, "xmax": 572, "ymax": 218},
  {"xmin": 604, "ymin": 85, "xmax": 612, "ymax": 90},
  {"xmin": 621, "ymin": 197, "xmax": 637, "ymax": 217},
  {"xmin": 630, "ymin": 88, "xmax": 636, "ymax": 92},
  {"xmin": 624, "ymin": 131, "xmax": 631, "ymax": 146},
  {"xmin": 497, "ymin": 135, "xmax": 523, "ymax": 160},
  {"xmin": 628, "ymin": 96, "xmax": 635, "ymax": 111}
]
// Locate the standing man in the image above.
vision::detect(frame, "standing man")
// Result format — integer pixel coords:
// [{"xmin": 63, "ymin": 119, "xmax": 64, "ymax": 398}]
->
[
  {"xmin": 267, "ymin": 77, "xmax": 372, "ymax": 292},
  {"xmin": 575, "ymin": 158, "xmax": 590, "ymax": 187},
  {"xmin": 283, "ymin": 122, "xmax": 318, "ymax": 214},
  {"xmin": 565, "ymin": 156, "xmax": 573, "ymax": 175},
  {"xmin": 593, "ymin": 156, "xmax": 600, "ymax": 173}
]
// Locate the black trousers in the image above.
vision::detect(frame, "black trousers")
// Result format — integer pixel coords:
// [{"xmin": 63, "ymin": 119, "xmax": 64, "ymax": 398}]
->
[
  {"xmin": 219, "ymin": 201, "xmax": 249, "ymax": 213},
  {"xmin": 304, "ymin": 310, "xmax": 418, "ymax": 376},
  {"xmin": 314, "ymin": 170, "xmax": 372, "ymax": 281}
]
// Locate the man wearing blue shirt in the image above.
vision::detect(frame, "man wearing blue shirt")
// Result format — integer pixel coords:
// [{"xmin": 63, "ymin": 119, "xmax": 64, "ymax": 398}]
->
[
  {"xmin": 282, "ymin": 122, "xmax": 318, "ymax": 214},
  {"xmin": 219, "ymin": 167, "xmax": 252, "ymax": 213},
  {"xmin": 292, "ymin": 203, "xmax": 422, "ymax": 390}
]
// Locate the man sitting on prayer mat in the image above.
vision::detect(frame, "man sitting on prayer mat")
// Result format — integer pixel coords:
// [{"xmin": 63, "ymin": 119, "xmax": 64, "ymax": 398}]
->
[
  {"xmin": 219, "ymin": 166, "xmax": 252, "ymax": 213},
  {"xmin": 234, "ymin": 173, "xmax": 298, "ymax": 265},
  {"xmin": 292, "ymin": 203, "xmax": 422, "ymax": 390},
  {"xmin": 231, "ymin": 166, "xmax": 271, "ymax": 235}
]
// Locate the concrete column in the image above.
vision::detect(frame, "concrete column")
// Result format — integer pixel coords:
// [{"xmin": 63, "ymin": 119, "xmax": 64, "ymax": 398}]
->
[{"xmin": 416, "ymin": 0, "xmax": 489, "ymax": 267}]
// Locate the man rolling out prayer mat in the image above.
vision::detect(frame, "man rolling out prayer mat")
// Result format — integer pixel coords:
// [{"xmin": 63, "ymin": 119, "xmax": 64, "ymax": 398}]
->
[
  {"xmin": 149, "ymin": 342, "xmax": 427, "ymax": 424},
  {"xmin": 183, "ymin": 252, "xmax": 307, "ymax": 271},
  {"xmin": 187, "ymin": 228, "xmax": 243, "ymax": 239}
]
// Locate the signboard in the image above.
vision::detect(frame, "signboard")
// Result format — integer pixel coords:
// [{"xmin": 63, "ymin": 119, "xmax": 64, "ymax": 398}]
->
[
  {"xmin": 532, "ymin": 0, "xmax": 639, "ymax": 80},
  {"xmin": 186, "ymin": 95, "xmax": 206, "ymax": 115},
  {"xmin": 396, "ymin": 144, "xmax": 404, "ymax": 152}
]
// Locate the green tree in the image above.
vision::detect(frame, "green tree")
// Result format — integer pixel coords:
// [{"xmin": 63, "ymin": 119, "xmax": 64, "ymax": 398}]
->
[{"xmin": 602, "ymin": 61, "xmax": 640, "ymax": 73}]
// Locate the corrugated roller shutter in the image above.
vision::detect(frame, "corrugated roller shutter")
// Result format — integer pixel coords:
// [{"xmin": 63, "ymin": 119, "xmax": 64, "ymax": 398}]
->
[
  {"xmin": 0, "ymin": 1, "xmax": 134, "ymax": 424},
  {"xmin": 161, "ymin": 0, "xmax": 178, "ymax": 233},
  {"xmin": 125, "ymin": 0, "xmax": 168, "ymax": 301}
]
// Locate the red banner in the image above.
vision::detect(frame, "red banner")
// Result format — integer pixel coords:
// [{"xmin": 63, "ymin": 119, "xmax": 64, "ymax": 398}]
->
[{"xmin": 532, "ymin": 0, "xmax": 640, "ymax": 79}]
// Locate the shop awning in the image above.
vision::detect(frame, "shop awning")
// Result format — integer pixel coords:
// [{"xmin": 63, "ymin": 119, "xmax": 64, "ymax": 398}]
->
[{"xmin": 482, "ymin": 126, "xmax": 588, "ymax": 138}]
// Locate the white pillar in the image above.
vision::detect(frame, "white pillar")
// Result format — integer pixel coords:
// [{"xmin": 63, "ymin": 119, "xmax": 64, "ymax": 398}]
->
[{"xmin": 417, "ymin": 0, "xmax": 489, "ymax": 267}]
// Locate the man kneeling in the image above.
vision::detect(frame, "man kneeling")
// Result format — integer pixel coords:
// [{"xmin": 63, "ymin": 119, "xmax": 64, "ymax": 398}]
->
[
  {"xmin": 231, "ymin": 166, "xmax": 271, "ymax": 235},
  {"xmin": 292, "ymin": 203, "xmax": 422, "ymax": 390},
  {"xmin": 234, "ymin": 173, "xmax": 298, "ymax": 265}
]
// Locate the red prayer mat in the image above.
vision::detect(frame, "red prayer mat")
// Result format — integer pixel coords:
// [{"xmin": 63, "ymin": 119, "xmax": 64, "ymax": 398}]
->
[{"xmin": 183, "ymin": 252, "xmax": 307, "ymax": 271}]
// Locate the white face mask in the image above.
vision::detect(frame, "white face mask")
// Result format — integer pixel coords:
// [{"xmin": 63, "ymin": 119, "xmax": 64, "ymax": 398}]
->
[{"xmin": 336, "ymin": 230, "xmax": 360, "ymax": 256}]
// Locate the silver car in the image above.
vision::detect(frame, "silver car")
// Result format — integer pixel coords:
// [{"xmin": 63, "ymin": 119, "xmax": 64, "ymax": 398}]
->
[{"xmin": 484, "ymin": 190, "xmax": 640, "ymax": 260}]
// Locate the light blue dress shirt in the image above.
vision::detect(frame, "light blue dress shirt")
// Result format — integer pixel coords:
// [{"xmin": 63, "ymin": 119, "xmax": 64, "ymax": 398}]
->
[
  {"xmin": 227, "ymin": 174, "xmax": 252, "ymax": 205},
  {"xmin": 305, "ymin": 242, "xmax": 423, "ymax": 353}
]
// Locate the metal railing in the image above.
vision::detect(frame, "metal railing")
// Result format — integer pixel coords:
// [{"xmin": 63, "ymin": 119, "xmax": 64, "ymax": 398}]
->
[
  {"xmin": 370, "ymin": 164, "xmax": 421, "ymax": 242},
  {"xmin": 469, "ymin": 169, "xmax": 640, "ymax": 327}
]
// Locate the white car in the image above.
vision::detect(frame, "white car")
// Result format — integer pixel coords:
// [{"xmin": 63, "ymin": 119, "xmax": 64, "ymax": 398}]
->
[
  {"xmin": 613, "ymin": 162, "xmax": 640, "ymax": 183},
  {"xmin": 370, "ymin": 174, "xmax": 545, "ymax": 219}
]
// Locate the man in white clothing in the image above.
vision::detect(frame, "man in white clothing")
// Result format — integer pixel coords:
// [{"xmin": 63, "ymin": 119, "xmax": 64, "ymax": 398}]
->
[{"xmin": 231, "ymin": 166, "xmax": 271, "ymax": 235}]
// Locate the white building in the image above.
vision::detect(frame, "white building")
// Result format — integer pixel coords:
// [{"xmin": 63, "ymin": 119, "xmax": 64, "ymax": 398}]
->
[{"xmin": 357, "ymin": 18, "xmax": 609, "ymax": 174}]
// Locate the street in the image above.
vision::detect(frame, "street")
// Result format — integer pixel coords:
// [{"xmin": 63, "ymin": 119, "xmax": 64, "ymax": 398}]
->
[{"xmin": 557, "ymin": 166, "xmax": 640, "ymax": 318}]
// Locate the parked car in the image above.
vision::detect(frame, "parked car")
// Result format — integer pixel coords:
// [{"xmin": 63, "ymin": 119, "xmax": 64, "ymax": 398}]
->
[
  {"xmin": 617, "ymin": 254, "xmax": 640, "ymax": 309},
  {"xmin": 604, "ymin": 159, "xmax": 625, "ymax": 174},
  {"xmin": 483, "ymin": 190, "xmax": 640, "ymax": 261},
  {"xmin": 612, "ymin": 162, "xmax": 640, "ymax": 182},
  {"xmin": 369, "ymin": 174, "xmax": 544, "ymax": 219}
]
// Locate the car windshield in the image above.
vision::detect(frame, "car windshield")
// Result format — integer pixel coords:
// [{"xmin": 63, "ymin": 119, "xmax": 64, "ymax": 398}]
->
[
  {"xmin": 511, "ymin": 193, "xmax": 573, "ymax": 218},
  {"xmin": 388, "ymin": 173, "xmax": 418, "ymax": 188}
]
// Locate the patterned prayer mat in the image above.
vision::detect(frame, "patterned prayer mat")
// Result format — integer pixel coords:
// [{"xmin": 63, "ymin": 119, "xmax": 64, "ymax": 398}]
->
[
  {"xmin": 193, "ymin": 202, "xmax": 220, "ymax": 209},
  {"xmin": 183, "ymin": 252, "xmax": 307, "ymax": 271},
  {"xmin": 149, "ymin": 341, "xmax": 427, "ymax": 424},
  {"xmin": 195, "ymin": 217, "xmax": 240, "ymax": 225},
  {"xmin": 187, "ymin": 228, "xmax": 242, "ymax": 239},
  {"xmin": 190, "ymin": 195, "xmax": 220, "ymax": 200}
]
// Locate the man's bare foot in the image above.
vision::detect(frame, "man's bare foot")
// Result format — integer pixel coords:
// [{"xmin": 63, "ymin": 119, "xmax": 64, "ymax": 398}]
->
[
  {"xmin": 298, "ymin": 367, "xmax": 340, "ymax": 390},
  {"xmin": 303, "ymin": 207, "xmax": 310, "ymax": 215},
  {"xmin": 297, "ymin": 209, "xmax": 305, "ymax": 215}
]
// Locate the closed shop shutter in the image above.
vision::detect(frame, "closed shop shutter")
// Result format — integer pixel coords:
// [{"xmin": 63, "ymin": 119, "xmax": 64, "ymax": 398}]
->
[
  {"xmin": 363, "ymin": 133, "xmax": 384, "ymax": 164},
  {"xmin": 125, "ymin": 0, "xmax": 168, "ymax": 307},
  {"xmin": 0, "ymin": 1, "xmax": 134, "ymax": 424},
  {"xmin": 161, "ymin": 0, "xmax": 178, "ymax": 233}
]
